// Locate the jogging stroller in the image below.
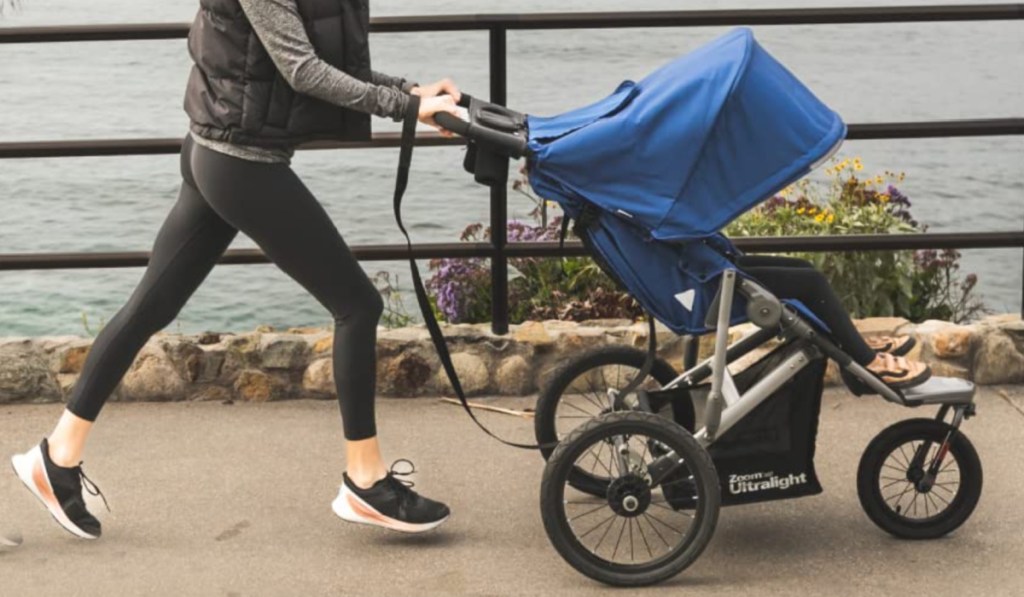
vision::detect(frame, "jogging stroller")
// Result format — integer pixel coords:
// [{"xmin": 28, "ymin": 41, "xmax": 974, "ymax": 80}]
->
[{"xmin": 424, "ymin": 27, "xmax": 982, "ymax": 587}]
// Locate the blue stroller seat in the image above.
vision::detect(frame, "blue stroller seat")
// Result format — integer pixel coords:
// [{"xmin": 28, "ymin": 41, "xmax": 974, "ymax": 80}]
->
[{"xmin": 526, "ymin": 26, "xmax": 846, "ymax": 337}]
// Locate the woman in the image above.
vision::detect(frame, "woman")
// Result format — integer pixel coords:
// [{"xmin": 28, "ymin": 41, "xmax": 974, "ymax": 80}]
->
[
  {"xmin": 11, "ymin": 0, "xmax": 459, "ymax": 539},
  {"xmin": 733, "ymin": 254, "xmax": 930, "ymax": 390}
]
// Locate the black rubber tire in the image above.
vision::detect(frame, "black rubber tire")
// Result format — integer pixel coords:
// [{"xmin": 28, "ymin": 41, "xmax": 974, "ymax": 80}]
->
[
  {"xmin": 534, "ymin": 346, "xmax": 688, "ymax": 497},
  {"xmin": 540, "ymin": 411, "xmax": 720, "ymax": 587},
  {"xmin": 535, "ymin": 346, "xmax": 687, "ymax": 455},
  {"xmin": 857, "ymin": 418, "xmax": 982, "ymax": 540}
]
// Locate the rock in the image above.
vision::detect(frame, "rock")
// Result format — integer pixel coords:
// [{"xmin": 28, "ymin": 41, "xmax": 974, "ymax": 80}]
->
[
  {"xmin": 197, "ymin": 331, "xmax": 222, "ymax": 345},
  {"xmin": 286, "ymin": 326, "xmax": 326, "ymax": 334},
  {"xmin": 196, "ymin": 345, "xmax": 226, "ymax": 383},
  {"xmin": 930, "ymin": 327, "xmax": 974, "ymax": 359},
  {"xmin": 433, "ymin": 353, "xmax": 490, "ymax": 396},
  {"xmin": 582, "ymin": 318, "xmax": 634, "ymax": 328},
  {"xmin": 259, "ymin": 334, "xmax": 312, "ymax": 369},
  {"xmin": 312, "ymin": 334, "xmax": 334, "ymax": 355},
  {"xmin": 190, "ymin": 385, "xmax": 233, "ymax": 402},
  {"xmin": 495, "ymin": 355, "xmax": 533, "ymax": 395},
  {"xmin": 379, "ymin": 352, "xmax": 434, "ymax": 397},
  {"xmin": 928, "ymin": 360, "xmax": 971, "ymax": 380},
  {"xmin": 221, "ymin": 334, "xmax": 262, "ymax": 377},
  {"xmin": 121, "ymin": 345, "xmax": 186, "ymax": 402},
  {"xmin": 55, "ymin": 373, "xmax": 79, "ymax": 395},
  {"xmin": 161, "ymin": 337, "xmax": 205, "ymax": 383},
  {"xmin": 233, "ymin": 369, "xmax": 277, "ymax": 402},
  {"xmin": 255, "ymin": 324, "xmax": 275, "ymax": 333},
  {"xmin": 54, "ymin": 340, "xmax": 93, "ymax": 374},
  {"xmin": 0, "ymin": 344, "xmax": 61, "ymax": 403},
  {"xmin": 513, "ymin": 321, "xmax": 554, "ymax": 347},
  {"xmin": 973, "ymin": 328, "xmax": 1024, "ymax": 385},
  {"xmin": 855, "ymin": 317, "xmax": 911, "ymax": 336},
  {"xmin": 302, "ymin": 358, "xmax": 334, "ymax": 394}
]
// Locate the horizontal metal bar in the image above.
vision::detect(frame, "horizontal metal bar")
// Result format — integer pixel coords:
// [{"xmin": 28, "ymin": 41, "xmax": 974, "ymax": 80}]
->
[
  {"xmin": 0, "ymin": 133, "xmax": 463, "ymax": 159},
  {"xmin": 2, "ymin": 5, "xmax": 1021, "ymax": 43},
  {"xmin": 2, "ymin": 119, "xmax": 1020, "ymax": 159},
  {"xmin": 846, "ymin": 119, "xmax": 1024, "ymax": 139},
  {"xmin": 2, "ymin": 232, "xmax": 1021, "ymax": 272}
]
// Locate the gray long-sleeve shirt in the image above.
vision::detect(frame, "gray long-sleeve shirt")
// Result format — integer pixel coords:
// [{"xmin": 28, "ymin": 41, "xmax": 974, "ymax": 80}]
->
[{"xmin": 190, "ymin": 0, "xmax": 416, "ymax": 165}]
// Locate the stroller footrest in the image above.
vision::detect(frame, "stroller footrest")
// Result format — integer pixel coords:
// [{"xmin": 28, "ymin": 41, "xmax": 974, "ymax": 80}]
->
[{"xmin": 901, "ymin": 376, "xmax": 976, "ymax": 406}]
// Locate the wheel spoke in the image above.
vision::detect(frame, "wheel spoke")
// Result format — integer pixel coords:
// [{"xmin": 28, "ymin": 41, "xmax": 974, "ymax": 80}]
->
[
  {"xmin": 643, "ymin": 511, "xmax": 686, "ymax": 535},
  {"xmin": 568, "ymin": 502, "xmax": 610, "ymax": 522},
  {"xmin": 578, "ymin": 512, "xmax": 616, "ymax": 541},
  {"xmin": 611, "ymin": 517, "xmax": 627, "ymax": 561},
  {"xmin": 636, "ymin": 515, "xmax": 654, "ymax": 559},
  {"xmin": 643, "ymin": 512, "xmax": 672, "ymax": 548}
]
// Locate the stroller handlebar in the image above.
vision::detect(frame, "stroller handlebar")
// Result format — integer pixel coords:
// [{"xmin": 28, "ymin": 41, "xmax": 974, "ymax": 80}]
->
[{"xmin": 431, "ymin": 93, "xmax": 529, "ymax": 159}]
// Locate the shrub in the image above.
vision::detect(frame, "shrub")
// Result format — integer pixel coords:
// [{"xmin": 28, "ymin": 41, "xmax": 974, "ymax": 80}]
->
[{"xmin": 725, "ymin": 157, "xmax": 984, "ymax": 322}]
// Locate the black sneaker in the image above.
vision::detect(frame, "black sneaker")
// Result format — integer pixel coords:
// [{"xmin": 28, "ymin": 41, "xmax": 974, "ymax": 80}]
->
[
  {"xmin": 332, "ymin": 459, "xmax": 450, "ymax": 533},
  {"xmin": 10, "ymin": 438, "xmax": 109, "ymax": 540}
]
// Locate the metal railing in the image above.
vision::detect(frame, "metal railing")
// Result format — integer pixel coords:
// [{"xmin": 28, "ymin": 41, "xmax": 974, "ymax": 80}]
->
[{"xmin": 2, "ymin": 4, "xmax": 1023, "ymax": 332}]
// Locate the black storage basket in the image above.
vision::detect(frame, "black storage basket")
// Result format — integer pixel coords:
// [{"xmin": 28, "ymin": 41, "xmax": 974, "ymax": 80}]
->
[{"xmin": 653, "ymin": 341, "xmax": 828, "ymax": 506}]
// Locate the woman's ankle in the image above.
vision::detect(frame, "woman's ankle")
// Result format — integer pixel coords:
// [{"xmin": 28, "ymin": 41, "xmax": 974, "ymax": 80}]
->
[
  {"xmin": 347, "ymin": 465, "xmax": 388, "ymax": 490},
  {"xmin": 45, "ymin": 436, "xmax": 82, "ymax": 468}
]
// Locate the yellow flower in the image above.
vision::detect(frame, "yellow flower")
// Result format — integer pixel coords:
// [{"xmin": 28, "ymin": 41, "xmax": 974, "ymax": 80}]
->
[
  {"xmin": 815, "ymin": 213, "xmax": 825, "ymax": 223},
  {"xmin": 827, "ymin": 214, "xmax": 835, "ymax": 224},
  {"xmin": 796, "ymin": 207, "xmax": 805, "ymax": 214},
  {"xmin": 876, "ymin": 175, "xmax": 884, "ymax": 184},
  {"xmin": 879, "ymin": 194, "xmax": 890, "ymax": 203},
  {"xmin": 854, "ymin": 163, "xmax": 863, "ymax": 171}
]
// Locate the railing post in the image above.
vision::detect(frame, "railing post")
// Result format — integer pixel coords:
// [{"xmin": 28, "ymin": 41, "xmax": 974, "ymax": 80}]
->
[{"xmin": 489, "ymin": 26, "xmax": 510, "ymax": 335}]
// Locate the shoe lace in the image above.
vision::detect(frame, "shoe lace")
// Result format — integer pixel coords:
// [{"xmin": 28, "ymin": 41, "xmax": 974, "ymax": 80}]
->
[
  {"xmin": 384, "ymin": 458, "xmax": 417, "ymax": 498},
  {"xmin": 76, "ymin": 464, "xmax": 111, "ymax": 513}
]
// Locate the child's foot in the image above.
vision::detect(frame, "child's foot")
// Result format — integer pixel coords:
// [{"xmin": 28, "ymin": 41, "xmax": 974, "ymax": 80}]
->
[
  {"xmin": 865, "ymin": 352, "xmax": 931, "ymax": 389},
  {"xmin": 865, "ymin": 334, "xmax": 916, "ymax": 357},
  {"xmin": 332, "ymin": 459, "xmax": 450, "ymax": 533},
  {"xmin": 10, "ymin": 438, "xmax": 108, "ymax": 540}
]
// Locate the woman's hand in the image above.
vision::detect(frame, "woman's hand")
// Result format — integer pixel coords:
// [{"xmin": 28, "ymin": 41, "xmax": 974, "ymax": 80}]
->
[
  {"xmin": 410, "ymin": 78, "xmax": 461, "ymax": 103},
  {"xmin": 416, "ymin": 94, "xmax": 460, "ymax": 138}
]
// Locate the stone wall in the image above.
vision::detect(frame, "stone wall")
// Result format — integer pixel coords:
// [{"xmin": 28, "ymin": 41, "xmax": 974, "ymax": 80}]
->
[{"xmin": 0, "ymin": 315, "xmax": 1021, "ymax": 406}]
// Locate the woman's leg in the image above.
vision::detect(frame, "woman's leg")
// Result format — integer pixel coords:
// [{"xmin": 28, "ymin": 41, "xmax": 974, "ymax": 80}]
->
[
  {"xmin": 187, "ymin": 143, "xmax": 387, "ymax": 486},
  {"xmin": 51, "ymin": 135, "xmax": 239, "ymax": 466}
]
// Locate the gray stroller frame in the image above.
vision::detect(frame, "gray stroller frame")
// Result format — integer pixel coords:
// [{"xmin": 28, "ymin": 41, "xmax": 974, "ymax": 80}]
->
[{"xmin": 652, "ymin": 269, "xmax": 977, "ymax": 454}]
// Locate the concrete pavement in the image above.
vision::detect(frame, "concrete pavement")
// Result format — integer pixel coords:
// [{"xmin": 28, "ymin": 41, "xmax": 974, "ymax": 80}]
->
[{"xmin": 2, "ymin": 387, "xmax": 1023, "ymax": 597}]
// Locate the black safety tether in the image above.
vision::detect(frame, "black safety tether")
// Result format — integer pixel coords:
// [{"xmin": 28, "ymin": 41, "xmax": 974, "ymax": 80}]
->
[{"xmin": 391, "ymin": 95, "xmax": 658, "ymax": 450}]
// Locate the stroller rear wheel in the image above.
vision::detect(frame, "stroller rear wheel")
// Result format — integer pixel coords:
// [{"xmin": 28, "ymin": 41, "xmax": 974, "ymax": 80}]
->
[
  {"xmin": 857, "ymin": 418, "xmax": 982, "ymax": 539},
  {"xmin": 534, "ymin": 346, "xmax": 691, "ymax": 498},
  {"xmin": 540, "ymin": 411, "xmax": 719, "ymax": 587}
]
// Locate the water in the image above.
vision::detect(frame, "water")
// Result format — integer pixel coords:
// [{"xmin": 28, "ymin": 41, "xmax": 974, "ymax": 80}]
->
[{"xmin": 1, "ymin": 0, "xmax": 1022, "ymax": 337}]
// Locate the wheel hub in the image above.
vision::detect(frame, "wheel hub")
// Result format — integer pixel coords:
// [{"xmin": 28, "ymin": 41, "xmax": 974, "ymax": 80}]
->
[
  {"xmin": 606, "ymin": 474, "xmax": 652, "ymax": 518},
  {"xmin": 906, "ymin": 466, "xmax": 934, "ymax": 493}
]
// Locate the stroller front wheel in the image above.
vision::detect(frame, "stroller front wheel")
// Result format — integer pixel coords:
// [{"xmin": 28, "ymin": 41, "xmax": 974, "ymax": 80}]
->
[
  {"xmin": 857, "ymin": 418, "xmax": 982, "ymax": 540},
  {"xmin": 540, "ymin": 411, "xmax": 720, "ymax": 587}
]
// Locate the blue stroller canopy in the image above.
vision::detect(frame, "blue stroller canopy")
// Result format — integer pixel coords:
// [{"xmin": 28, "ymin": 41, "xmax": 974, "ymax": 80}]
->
[{"xmin": 526, "ymin": 27, "xmax": 846, "ymax": 241}]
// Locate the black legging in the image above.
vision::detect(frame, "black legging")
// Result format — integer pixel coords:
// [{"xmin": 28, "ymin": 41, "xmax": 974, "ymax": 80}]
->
[
  {"xmin": 66, "ymin": 134, "xmax": 383, "ymax": 441},
  {"xmin": 734, "ymin": 254, "xmax": 877, "ymax": 366}
]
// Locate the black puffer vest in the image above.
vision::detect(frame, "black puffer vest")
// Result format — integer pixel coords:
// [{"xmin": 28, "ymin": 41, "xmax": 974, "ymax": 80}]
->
[{"xmin": 184, "ymin": 0, "xmax": 373, "ymax": 148}]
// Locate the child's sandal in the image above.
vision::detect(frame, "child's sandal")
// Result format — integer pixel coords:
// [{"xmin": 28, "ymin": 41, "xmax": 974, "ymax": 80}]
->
[
  {"xmin": 865, "ymin": 334, "xmax": 916, "ymax": 357},
  {"xmin": 869, "ymin": 353, "xmax": 931, "ymax": 389}
]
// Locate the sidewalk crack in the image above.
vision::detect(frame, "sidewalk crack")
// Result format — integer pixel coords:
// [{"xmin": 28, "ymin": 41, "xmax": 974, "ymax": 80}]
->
[{"xmin": 997, "ymin": 389, "xmax": 1024, "ymax": 418}]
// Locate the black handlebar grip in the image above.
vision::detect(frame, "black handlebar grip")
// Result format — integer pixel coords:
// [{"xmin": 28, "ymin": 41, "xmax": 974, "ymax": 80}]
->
[{"xmin": 433, "ymin": 111, "xmax": 472, "ymax": 137}]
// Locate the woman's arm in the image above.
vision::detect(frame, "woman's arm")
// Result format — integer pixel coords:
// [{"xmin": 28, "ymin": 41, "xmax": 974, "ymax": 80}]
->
[
  {"xmin": 371, "ymin": 70, "xmax": 418, "ymax": 94},
  {"xmin": 239, "ymin": 0, "xmax": 409, "ymax": 121}
]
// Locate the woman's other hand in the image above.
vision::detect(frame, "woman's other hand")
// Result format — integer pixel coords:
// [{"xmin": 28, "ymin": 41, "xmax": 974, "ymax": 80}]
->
[
  {"xmin": 410, "ymin": 78, "xmax": 461, "ymax": 103},
  {"xmin": 416, "ymin": 94, "xmax": 459, "ymax": 137}
]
